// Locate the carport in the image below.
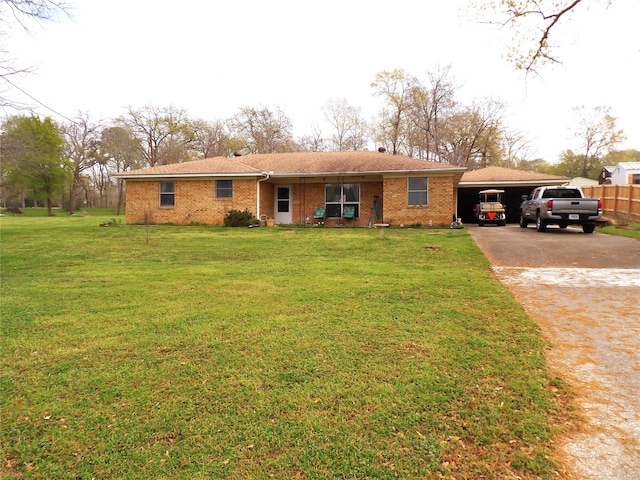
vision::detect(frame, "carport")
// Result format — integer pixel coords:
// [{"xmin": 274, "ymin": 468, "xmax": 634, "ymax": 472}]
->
[{"xmin": 457, "ymin": 166, "xmax": 569, "ymax": 224}]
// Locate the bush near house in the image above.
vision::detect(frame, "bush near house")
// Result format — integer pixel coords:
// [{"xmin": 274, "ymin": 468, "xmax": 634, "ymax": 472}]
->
[{"xmin": 223, "ymin": 208, "xmax": 256, "ymax": 227}]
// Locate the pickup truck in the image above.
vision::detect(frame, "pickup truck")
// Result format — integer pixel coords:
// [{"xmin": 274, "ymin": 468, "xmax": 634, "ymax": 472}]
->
[{"xmin": 519, "ymin": 186, "xmax": 602, "ymax": 233}]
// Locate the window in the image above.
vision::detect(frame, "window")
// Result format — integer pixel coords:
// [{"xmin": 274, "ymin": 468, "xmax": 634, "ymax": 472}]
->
[
  {"xmin": 325, "ymin": 183, "xmax": 360, "ymax": 217},
  {"xmin": 160, "ymin": 181, "xmax": 175, "ymax": 207},
  {"xmin": 542, "ymin": 189, "xmax": 581, "ymax": 199},
  {"xmin": 216, "ymin": 180, "xmax": 233, "ymax": 198},
  {"xmin": 408, "ymin": 177, "xmax": 428, "ymax": 206},
  {"xmin": 277, "ymin": 187, "xmax": 290, "ymax": 213}
]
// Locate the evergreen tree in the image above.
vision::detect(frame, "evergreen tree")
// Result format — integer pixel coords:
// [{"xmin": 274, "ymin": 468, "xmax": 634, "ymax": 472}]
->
[{"xmin": 1, "ymin": 116, "xmax": 69, "ymax": 215}]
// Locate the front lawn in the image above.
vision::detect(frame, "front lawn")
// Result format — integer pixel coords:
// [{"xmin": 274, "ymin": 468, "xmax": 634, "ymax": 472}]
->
[{"xmin": 1, "ymin": 216, "xmax": 566, "ymax": 479}]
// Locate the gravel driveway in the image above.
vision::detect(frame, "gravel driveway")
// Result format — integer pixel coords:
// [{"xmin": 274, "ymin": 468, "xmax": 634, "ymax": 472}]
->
[{"xmin": 467, "ymin": 224, "xmax": 640, "ymax": 480}]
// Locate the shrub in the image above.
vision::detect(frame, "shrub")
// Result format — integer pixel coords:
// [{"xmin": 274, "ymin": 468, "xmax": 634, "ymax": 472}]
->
[
  {"xmin": 2, "ymin": 205, "xmax": 22, "ymax": 214},
  {"xmin": 223, "ymin": 209, "xmax": 255, "ymax": 227}
]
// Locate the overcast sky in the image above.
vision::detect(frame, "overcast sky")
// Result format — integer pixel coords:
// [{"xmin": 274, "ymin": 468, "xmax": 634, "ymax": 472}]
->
[{"xmin": 3, "ymin": 0, "xmax": 639, "ymax": 162}]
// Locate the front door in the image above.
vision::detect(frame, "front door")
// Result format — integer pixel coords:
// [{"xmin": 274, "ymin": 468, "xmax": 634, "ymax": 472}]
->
[{"xmin": 274, "ymin": 186, "xmax": 292, "ymax": 224}]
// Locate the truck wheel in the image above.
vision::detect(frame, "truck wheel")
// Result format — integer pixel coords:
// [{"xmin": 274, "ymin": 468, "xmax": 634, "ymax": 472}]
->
[
  {"xmin": 519, "ymin": 216, "xmax": 528, "ymax": 228},
  {"xmin": 582, "ymin": 223, "xmax": 595, "ymax": 234},
  {"xmin": 536, "ymin": 215, "xmax": 547, "ymax": 232}
]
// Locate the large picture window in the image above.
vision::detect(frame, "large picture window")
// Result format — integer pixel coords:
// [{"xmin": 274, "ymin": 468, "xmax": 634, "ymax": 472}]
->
[
  {"xmin": 160, "ymin": 181, "xmax": 175, "ymax": 207},
  {"xmin": 325, "ymin": 183, "xmax": 360, "ymax": 217},
  {"xmin": 408, "ymin": 177, "xmax": 428, "ymax": 206},
  {"xmin": 216, "ymin": 180, "xmax": 233, "ymax": 198}
]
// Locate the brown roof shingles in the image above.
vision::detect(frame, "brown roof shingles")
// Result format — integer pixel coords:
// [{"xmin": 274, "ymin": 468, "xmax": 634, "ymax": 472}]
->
[
  {"xmin": 117, "ymin": 151, "xmax": 465, "ymax": 178},
  {"xmin": 234, "ymin": 151, "xmax": 463, "ymax": 175},
  {"xmin": 461, "ymin": 166, "xmax": 569, "ymax": 183},
  {"xmin": 122, "ymin": 156, "xmax": 260, "ymax": 176}
]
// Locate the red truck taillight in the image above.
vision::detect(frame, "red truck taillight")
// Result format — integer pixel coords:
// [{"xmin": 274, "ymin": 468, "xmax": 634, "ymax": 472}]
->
[
  {"xmin": 547, "ymin": 199, "xmax": 553, "ymax": 210},
  {"xmin": 598, "ymin": 199, "xmax": 603, "ymax": 210}
]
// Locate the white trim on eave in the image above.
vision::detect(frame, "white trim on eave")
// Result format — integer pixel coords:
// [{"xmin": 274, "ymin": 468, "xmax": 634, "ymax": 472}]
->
[
  {"xmin": 113, "ymin": 172, "xmax": 263, "ymax": 180},
  {"xmin": 383, "ymin": 168, "xmax": 466, "ymax": 178},
  {"xmin": 115, "ymin": 168, "xmax": 467, "ymax": 180},
  {"xmin": 459, "ymin": 179, "xmax": 568, "ymax": 188}
]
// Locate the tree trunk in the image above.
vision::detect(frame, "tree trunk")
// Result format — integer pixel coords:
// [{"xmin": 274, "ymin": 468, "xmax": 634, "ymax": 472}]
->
[
  {"xmin": 116, "ymin": 179, "xmax": 124, "ymax": 216},
  {"xmin": 68, "ymin": 184, "xmax": 78, "ymax": 213}
]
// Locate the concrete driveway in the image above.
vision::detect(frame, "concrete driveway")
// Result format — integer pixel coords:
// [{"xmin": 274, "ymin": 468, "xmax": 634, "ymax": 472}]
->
[{"xmin": 467, "ymin": 224, "xmax": 640, "ymax": 480}]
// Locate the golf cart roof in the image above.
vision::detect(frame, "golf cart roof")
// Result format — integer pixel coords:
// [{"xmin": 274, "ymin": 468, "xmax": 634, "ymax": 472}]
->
[{"xmin": 479, "ymin": 189, "xmax": 505, "ymax": 194}]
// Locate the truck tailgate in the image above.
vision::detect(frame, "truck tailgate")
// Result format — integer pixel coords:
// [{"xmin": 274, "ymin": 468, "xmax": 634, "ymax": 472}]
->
[{"xmin": 549, "ymin": 199, "xmax": 599, "ymax": 214}]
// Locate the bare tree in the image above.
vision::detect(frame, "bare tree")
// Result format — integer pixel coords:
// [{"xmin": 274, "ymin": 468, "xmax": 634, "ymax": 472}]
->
[
  {"xmin": 371, "ymin": 69, "xmax": 418, "ymax": 155},
  {"xmin": 297, "ymin": 124, "xmax": 328, "ymax": 152},
  {"xmin": 474, "ymin": 0, "xmax": 611, "ymax": 73},
  {"xmin": 61, "ymin": 112, "xmax": 102, "ymax": 213},
  {"xmin": 98, "ymin": 125, "xmax": 142, "ymax": 213},
  {"xmin": 1, "ymin": 0, "xmax": 69, "ymax": 26},
  {"xmin": 501, "ymin": 129, "xmax": 533, "ymax": 168},
  {"xmin": 119, "ymin": 104, "xmax": 192, "ymax": 167},
  {"xmin": 0, "ymin": 0, "xmax": 70, "ymax": 108},
  {"xmin": 571, "ymin": 105, "xmax": 626, "ymax": 177},
  {"xmin": 439, "ymin": 100, "xmax": 505, "ymax": 168},
  {"xmin": 188, "ymin": 119, "xmax": 231, "ymax": 158},
  {"xmin": 229, "ymin": 105, "xmax": 296, "ymax": 154},
  {"xmin": 322, "ymin": 98, "xmax": 368, "ymax": 151},
  {"xmin": 407, "ymin": 65, "xmax": 458, "ymax": 161}
]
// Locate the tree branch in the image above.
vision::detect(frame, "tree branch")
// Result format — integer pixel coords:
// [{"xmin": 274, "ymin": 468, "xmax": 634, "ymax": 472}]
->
[{"xmin": 524, "ymin": 0, "xmax": 585, "ymax": 73}]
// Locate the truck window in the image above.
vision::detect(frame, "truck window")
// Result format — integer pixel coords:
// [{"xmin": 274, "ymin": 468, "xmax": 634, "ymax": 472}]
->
[{"xmin": 542, "ymin": 189, "xmax": 581, "ymax": 199}]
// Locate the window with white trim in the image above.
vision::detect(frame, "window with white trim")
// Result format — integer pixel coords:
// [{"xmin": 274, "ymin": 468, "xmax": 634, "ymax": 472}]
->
[
  {"xmin": 408, "ymin": 177, "xmax": 428, "ymax": 206},
  {"xmin": 160, "ymin": 181, "xmax": 175, "ymax": 207},
  {"xmin": 325, "ymin": 183, "xmax": 360, "ymax": 217}
]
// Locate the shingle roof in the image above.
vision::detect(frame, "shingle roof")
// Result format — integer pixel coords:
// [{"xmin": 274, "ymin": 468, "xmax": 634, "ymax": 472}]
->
[
  {"xmin": 121, "ymin": 156, "xmax": 261, "ymax": 177},
  {"xmin": 460, "ymin": 166, "xmax": 569, "ymax": 186},
  {"xmin": 233, "ymin": 151, "xmax": 463, "ymax": 175},
  {"xmin": 116, "ymin": 151, "xmax": 466, "ymax": 179}
]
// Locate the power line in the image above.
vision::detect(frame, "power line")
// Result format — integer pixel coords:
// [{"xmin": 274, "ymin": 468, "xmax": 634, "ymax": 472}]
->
[{"xmin": 1, "ymin": 75, "xmax": 78, "ymax": 124}]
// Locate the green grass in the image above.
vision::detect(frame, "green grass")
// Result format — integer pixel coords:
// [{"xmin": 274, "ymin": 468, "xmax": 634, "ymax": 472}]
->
[
  {"xmin": 1, "ymin": 215, "xmax": 566, "ymax": 479},
  {"xmin": 598, "ymin": 215, "xmax": 640, "ymax": 239},
  {"xmin": 1, "ymin": 207, "xmax": 120, "ymax": 218}
]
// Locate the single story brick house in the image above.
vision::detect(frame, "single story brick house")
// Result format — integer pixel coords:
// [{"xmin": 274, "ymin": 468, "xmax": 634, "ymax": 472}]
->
[{"xmin": 115, "ymin": 151, "xmax": 466, "ymax": 227}]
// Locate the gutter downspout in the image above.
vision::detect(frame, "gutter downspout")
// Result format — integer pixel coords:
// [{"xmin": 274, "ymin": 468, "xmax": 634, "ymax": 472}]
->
[{"xmin": 257, "ymin": 171, "xmax": 273, "ymax": 222}]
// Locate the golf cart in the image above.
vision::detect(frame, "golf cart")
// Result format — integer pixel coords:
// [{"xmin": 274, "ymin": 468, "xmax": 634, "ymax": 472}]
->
[{"xmin": 475, "ymin": 189, "xmax": 506, "ymax": 226}]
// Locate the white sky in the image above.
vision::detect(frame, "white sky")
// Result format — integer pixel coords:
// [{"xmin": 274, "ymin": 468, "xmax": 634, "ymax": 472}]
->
[{"xmin": 3, "ymin": 0, "xmax": 639, "ymax": 162}]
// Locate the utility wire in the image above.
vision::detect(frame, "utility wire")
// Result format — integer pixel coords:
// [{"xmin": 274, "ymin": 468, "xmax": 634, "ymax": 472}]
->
[{"xmin": 1, "ymin": 75, "xmax": 78, "ymax": 124}]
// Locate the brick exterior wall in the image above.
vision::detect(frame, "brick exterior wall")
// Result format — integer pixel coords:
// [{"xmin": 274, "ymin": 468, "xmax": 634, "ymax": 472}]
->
[
  {"xmin": 125, "ymin": 179, "xmax": 257, "ymax": 225},
  {"xmin": 124, "ymin": 174, "xmax": 458, "ymax": 226},
  {"xmin": 382, "ymin": 175, "xmax": 456, "ymax": 226}
]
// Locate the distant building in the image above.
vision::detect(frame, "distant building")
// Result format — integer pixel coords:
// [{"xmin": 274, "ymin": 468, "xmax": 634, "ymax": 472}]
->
[
  {"xmin": 599, "ymin": 166, "xmax": 615, "ymax": 184},
  {"xmin": 610, "ymin": 162, "xmax": 640, "ymax": 185},
  {"xmin": 570, "ymin": 177, "xmax": 599, "ymax": 187}
]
